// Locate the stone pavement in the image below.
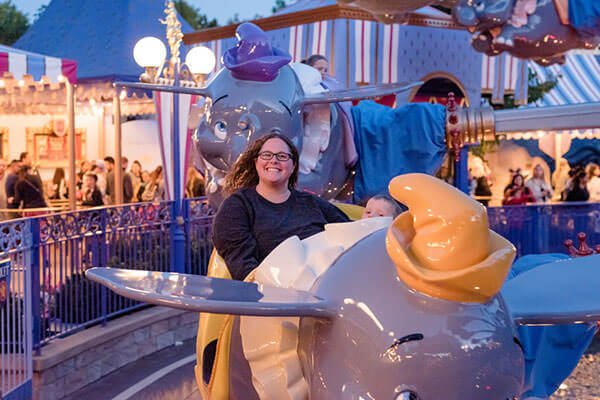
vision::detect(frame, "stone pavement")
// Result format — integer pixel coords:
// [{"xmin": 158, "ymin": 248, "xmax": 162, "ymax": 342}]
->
[{"xmin": 63, "ymin": 338, "xmax": 199, "ymax": 400}]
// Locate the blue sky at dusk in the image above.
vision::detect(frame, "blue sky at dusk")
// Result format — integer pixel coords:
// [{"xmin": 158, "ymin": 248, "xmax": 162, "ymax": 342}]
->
[{"xmin": 15, "ymin": 0, "xmax": 281, "ymax": 24}]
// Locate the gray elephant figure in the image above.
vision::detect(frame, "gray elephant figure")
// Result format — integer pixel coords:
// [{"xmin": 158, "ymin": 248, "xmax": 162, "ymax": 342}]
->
[
  {"xmin": 190, "ymin": 23, "xmax": 417, "ymax": 206},
  {"xmin": 87, "ymin": 173, "xmax": 600, "ymax": 399},
  {"xmin": 454, "ymin": 0, "xmax": 598, "ymax": 65},
  {"xmin": 188, "ymin": 22, "xmax": 418, "ymax": 208}
]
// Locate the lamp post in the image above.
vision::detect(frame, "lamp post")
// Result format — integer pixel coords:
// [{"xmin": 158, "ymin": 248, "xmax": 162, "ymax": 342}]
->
[{"xmin": 117, "ymin": 1, "xmax": 215, "ymax": 273}]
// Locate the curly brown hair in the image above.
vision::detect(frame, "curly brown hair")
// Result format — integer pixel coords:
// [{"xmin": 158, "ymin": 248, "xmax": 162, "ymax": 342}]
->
[{"xmin": 223, "ymin": 133, "xmax": 300, "ymax": 195}]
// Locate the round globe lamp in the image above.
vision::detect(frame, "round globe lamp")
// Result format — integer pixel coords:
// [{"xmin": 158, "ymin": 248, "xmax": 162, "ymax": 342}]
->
[
  {"xmin": 185, "ymin": 46, "xmax": 216, "ymax": 85},
  {"xmin": 133, "ymin": 37, "xmax": 167, "ymax": 82}
]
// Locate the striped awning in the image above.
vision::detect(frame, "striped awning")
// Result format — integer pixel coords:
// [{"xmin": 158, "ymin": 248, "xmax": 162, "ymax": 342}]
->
[
  {"xmin": 529, "ymin": 51, "xmax": 600, "ymax": 106},
  {"xmin": 504, "ymin": 50, "xmax": 600, "ymax": 140},
  {"xmin": 0, "ymin": 44, "xmax": 76, "ymax": 84}
]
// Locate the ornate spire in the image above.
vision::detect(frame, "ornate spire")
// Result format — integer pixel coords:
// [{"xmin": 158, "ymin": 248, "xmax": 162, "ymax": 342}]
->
[{"xmin": 160, "ymin": 1, "xmax": 183, "ymax": 67}]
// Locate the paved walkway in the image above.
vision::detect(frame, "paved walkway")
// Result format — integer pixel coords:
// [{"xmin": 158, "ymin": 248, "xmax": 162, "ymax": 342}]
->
[{"xmin": 64, "ymin": 339, "xmax": 200, "ymax": 400}]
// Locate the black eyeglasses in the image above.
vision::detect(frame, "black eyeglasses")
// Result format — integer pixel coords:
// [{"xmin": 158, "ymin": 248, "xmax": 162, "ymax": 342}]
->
[{"xmin": 257, "ymin": 151, "xmax": 293, "ymax": 162}]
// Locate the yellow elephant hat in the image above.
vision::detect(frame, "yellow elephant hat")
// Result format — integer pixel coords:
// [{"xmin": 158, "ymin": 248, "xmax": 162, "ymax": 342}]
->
[{"xmin": 385, "ymin": 173, "xmax": 516, "ymax": 303}]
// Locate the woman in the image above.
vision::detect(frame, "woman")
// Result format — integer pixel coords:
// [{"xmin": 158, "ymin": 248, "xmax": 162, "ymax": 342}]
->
[
  {"xmin": 14, "ymin": 165, "xmax": 47, "ymax": 213},
  {"xmin": 49, "ymin": 167, "xmax": 68, "ymax": 200},
  {"xmin": 136, "ymin": 170, "xmax": 150, "ymax": 202},
  {"xmin": 212, "ymin": 133, "xmax": 349, "ymax": 281},
  {"xmin": 525, "ymin": 164, "xmax": 553, "ymax": 203},
  {"xmin": 502, "ymin": 172, "xmax": 536, "ymax": 205},
  {"xmin": 130, "ymin": 160, "xmax": 143, "ymax": 197},
  {"xmin": 185, "ymin": 167, "xmax": 205, "ymax": 198},
  {"xmin": 140, "ymin": 166, "xmax": 165, "ymax": 202},
  {"xmin": 586, "ymin": 163, "xmax": 600, "ymax": 201},
  {"xmin": 565, "ymin": 170, "xmax": 590, "ymax": 202}
]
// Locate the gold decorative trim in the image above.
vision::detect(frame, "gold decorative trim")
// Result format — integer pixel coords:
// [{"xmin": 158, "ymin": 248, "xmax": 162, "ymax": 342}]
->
[
  {"xmin": 183, "ymin": 4, "xmax": 462, "ymax": 44},
  {"xmin": 0, "ymin": 127, "xmax": 8, "ymax": 160},
  {"xmin": 26, "ymin": 126, "xmax": 87, "ymax": 168},
  {"xmin": 408, "ymin": 71, "xmax": 471, "ymax": 106}
]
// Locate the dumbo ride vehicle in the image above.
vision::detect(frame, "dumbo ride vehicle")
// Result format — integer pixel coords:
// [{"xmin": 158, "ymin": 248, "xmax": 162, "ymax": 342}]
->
[{"xmin": 87, "ymin": 173, "xmax": 600, "ymax": 400}]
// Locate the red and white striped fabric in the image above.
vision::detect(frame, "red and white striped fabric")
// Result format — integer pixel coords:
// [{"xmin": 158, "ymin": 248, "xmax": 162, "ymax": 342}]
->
[
  {"xmin": 289, "ymin": 25, "xmax": 305, "ymax": 62},
  {"xmin": 481, "ymin": 53, "xmax": 520, "ymax": 92},
  {"xmin": 0, "ymin": 44, "xmax": 76, "ymax": 83},
  {"xmin": 381, "ymin": 23, "xmax": 400, "ymax": 84},
  {"xmin": 354, "ymin": 20, "xmax": 373, "ymax": 84},
  {"xmin": 154, "ymin": 92, "xmax": 198, "ymax": 201},
  {"xmin": 311, "ymin": 21, "xmax": 328, "ymax": 56}
]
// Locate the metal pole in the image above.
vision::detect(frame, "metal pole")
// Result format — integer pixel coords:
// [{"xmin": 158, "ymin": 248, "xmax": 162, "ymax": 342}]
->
[
  {"xmin": 66, "ymin": 82, "xmax": 77, "ymax": 210},
  {"xmin": 171, "ymin": 62, "xmax": 185, "ymax": 274},
  {"xmin": 113, "ymin": 90, "xmax": 123, "ymax": 205}
]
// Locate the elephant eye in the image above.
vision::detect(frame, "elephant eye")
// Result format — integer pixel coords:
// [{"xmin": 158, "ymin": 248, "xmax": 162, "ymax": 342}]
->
[
  {"xmin": 213, "ymin": 121, "xmax": 227, "ymax": 140},
  {"xmin": 389, "ymin": 333, "xmax": 424, "ymax": 349},
  {"xmin": 475, "ymin": 0, "xmax": 485, "ymax": 12}
]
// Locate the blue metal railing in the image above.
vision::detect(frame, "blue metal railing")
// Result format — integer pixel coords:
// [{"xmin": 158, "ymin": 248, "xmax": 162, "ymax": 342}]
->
[
  {"xmin": 2, "ymin": 197, "xmax": 599, "ymax": 352},
  {"xmin": 489, "ymin": 202, "xmax": 600, "ymax": 256},
  {"xmin": 0, "ymin": 198, "xmax": 214, "ymax": 350}
]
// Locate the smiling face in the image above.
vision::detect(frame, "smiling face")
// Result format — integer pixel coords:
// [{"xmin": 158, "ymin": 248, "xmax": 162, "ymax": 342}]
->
[{"xmin": 255, "ymin": 138, "xmax": 295, "ymax": 189}]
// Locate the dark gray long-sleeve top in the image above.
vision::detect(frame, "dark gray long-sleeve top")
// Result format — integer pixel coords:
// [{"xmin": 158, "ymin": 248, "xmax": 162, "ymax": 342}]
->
[{"xmin": 212, "ymin": 187, "xmax": 350, "ymax": 280}]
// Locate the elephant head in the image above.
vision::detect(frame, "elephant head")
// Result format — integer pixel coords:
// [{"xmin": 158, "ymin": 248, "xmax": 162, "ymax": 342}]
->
[
  {"xmin": 453, "ymin": 0, "xmax": 514, "ymax": 31},
  {"xmin": 454, "ymin": 0, "xmax": 599, "ymax": 66},
  {"xmin": 190, "ymin": 22, "xmax": 419, "ymax": 208}
]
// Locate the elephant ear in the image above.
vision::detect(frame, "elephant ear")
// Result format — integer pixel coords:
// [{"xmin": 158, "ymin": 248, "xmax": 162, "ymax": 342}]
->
[
  {"xmin": 114, "ymin": 81, "xmax": 213, "ymax": 98},
  {"xmin": 300, "ymin": 81, "xmax": 421, "ymax": 106},
  {"xmin": 85, "ymin": 268, "xmax": 335, "ymax": 318},
  {"xmin": 502, "ymin": 254, "xmax": 600, "ymax": 325}
]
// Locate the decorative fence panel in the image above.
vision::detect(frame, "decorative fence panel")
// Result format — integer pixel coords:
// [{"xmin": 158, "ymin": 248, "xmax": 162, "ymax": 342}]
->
[
  {"xmin": 489, "ymin": 202, "xmax": 600, "ymax": 256},
  {"xmin": 2, "ymin": 194, "xmax": 598, "ymax": 399},
  {"xmin": 184, "ymin": 198, "xmax": 214, "ymax": 276},
  {"xmin": 0, "ymin": 221, "xmax": 33, "ymax": 400}
]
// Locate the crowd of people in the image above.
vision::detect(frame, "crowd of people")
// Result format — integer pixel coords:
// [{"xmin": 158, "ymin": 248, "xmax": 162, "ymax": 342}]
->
[
  {"xmin": 470, "ymin": 160, "xmax": 600, "ymax": 206},
  {"xmin": 0, "ymin": 153, "xmax": 206, "ymax": 220}
]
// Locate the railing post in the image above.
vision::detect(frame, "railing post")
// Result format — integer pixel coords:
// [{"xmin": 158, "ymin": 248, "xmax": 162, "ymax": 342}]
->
[
  {"xmin": 171, "ymin": 201, "xmax": 186, "ymax": 274},
  {"xmin": 29, "ymin": 218, "xmax": 41, "ymax": 354},
  {"xmin": 100, "ymin": 209, "xmax": 108, "ymax": 326},
  {"xmin": 454, "ymin": 147, "xmax": 470, "ymax": 194}
]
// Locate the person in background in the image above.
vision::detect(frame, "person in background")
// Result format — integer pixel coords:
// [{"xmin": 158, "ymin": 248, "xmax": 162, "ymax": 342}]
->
[
  {"xmin": 141, "ymin": 166, "xmax": 165, "ymax": 202},
  {"xmin": 5, "ymin": 160, "xmax": 21, "ymax": 215},
  {"xmin": 105, "ymin": 156, "xmax": 133, "ymax": 204},
  {"xmin": 49, "ymin": 167, "xmax": 68, "ymax": 200},
  {"xmin": 136, "ymin": 170, "xmax": 150, "ymax": 202},
  {"xmin": 552, "ymin": 158, "xmax": 571, "ymax": 201},
  {"xmin": 302, "ymin": 54, "xmax": 329, "ymax": 81},
  {"xmin": 0, "ymin": 159, "xmax": 8, "ymax": 219},
  {"xmin": 586, "ymin": 163, "xmax": 600, "ymax": 201},
  {"xmin": 92, "ymin": 161, "xmax": 107, "ymax": 197},
  {"xmin": 104, "ymin": 156, "xmax": 115, "ymax": 204},
  {"xmin": 525, "ymin": 164, "xmax": 553, "ymax": 203},
  {"xmin": 503, "ymin": 172, "xmax": 536, "ymax": 205},
  {"xmin": 80, "ymin": 173, "xmax": 104, "ymax": 207},
  {"xmin": 76, "ymin": 160, "xmax": 91, "ymax": 190},
  {"xmin": 130, "ymin": 160, "xmax": 143, "ymax": 198},
  {"xmin": 14, "ymin": 165, "xmax": 47, "ymax": 212},
  {"xmin": 185, "ymin": 167, "xmax": 205, "ymax": 198},
  {"xmin": 565, "ymin": 169, "xmax": 590, "ymax": 202},
  {"xmin": 19, "ymin": 152, "xmax": 32, "ymax": 168},
  {"xmin": 361, "ymin": 194, "xmax": 403, "ymax": 219}
]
